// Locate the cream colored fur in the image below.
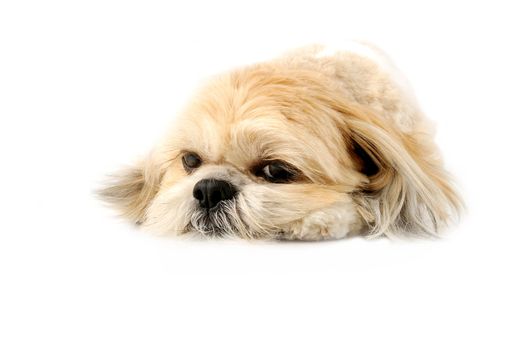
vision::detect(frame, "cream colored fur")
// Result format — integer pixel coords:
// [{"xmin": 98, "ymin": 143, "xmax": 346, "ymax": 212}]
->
[{"xmin": 99, "ymin": 43, "xmax": 463, "ymax": 240}]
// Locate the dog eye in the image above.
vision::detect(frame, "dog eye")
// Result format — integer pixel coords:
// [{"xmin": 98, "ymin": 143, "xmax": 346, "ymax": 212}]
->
[
  {"xmin": 182, "ymin": 152, "xmax": 202, "ymax": 172},
  {"xmin": 258, "ymin": 161, "xmax": 296, "ymax": 183}
]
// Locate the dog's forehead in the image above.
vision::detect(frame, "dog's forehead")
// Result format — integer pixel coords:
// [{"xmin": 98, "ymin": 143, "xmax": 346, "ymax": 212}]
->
[
  {"xmin": 180, "ymin": 111, "xmax": 300, "ymax": 164},
  {"xmin": 227, "ymin": 116, "xmax": 307, "ymax": 165}
]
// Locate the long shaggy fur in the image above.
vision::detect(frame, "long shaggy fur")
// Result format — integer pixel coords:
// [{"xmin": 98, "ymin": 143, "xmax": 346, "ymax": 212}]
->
[{"xmin": 99, "ymin": 43, "xmax": 463, "ymax": 240}]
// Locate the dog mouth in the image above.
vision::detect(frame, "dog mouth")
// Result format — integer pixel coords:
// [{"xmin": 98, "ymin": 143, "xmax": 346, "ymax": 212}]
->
[
  {"xmin": 186, "ymin": 198, "xmax": 283, "ymax": 239},
  {"xmin": 187, "ymin": 201, "xmax": 243, "ymax": 237},
  {"xmin": 189, "ymin": 214, "xmax": 226, "ymax": 237}
]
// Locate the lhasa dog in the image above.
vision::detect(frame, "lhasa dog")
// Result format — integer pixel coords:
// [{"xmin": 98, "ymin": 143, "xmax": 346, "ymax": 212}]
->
[{"xmin": 99, "ymin": 43, "xmax": 462, "ymax": 240}]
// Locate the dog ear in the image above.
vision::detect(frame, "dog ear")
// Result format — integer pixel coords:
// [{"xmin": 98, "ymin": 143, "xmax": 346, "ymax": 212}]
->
[
  {"xmin": 338, "ymin": 104, "xmax": 463, "ymax": 237},
  {"xmin": 97, "ymin": 154, "xmax": 164, "ymax": 224},
  {"xmin": 348, "ymin": 139, "xmax": 380, "ymax": 177}
]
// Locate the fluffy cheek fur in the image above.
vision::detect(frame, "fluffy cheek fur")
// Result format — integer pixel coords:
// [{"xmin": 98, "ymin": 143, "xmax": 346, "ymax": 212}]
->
[{"xmin": 143, "ymin": 165, "xmax": 365, "ymax": 240}]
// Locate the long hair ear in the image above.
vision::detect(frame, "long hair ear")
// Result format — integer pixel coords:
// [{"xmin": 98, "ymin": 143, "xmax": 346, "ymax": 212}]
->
[
  {"xmin": 97, "ymin": 154, "xmax": 164, "ymax": 224},
  {"xmin": 338, "ymin": 104, "xmax": 463, "ymax": 237}
]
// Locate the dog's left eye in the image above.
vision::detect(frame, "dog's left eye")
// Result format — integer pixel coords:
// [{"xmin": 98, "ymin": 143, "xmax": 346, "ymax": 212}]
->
[{"xmin": 257, "ymin": 161, "xmax": 297, "ymax": 183}]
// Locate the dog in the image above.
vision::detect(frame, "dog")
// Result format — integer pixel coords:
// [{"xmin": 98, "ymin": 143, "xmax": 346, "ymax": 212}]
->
[{"xmin": 99, "ymin": 42, "xmax": 462, "ymax": 240}]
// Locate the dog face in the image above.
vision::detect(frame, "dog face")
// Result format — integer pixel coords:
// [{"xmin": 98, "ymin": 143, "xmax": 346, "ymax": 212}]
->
[
  {"xmin": 138, "ymin": 70, "xmax": 370, "ymax": 240},
  {"xmin": 100, "ymin": 47, "xmax": 462, "ymax": 240}
]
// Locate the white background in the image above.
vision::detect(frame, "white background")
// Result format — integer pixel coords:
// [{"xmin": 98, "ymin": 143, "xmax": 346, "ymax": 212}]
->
[{"xmin": 1, "ymin": 1, "xmax": 525, "ymax": 349}]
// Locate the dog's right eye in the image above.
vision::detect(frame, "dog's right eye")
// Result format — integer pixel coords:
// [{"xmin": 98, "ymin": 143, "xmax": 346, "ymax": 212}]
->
[{"xmin": 182, "ymin": 152, "xmax": 202, "ymax": 172}]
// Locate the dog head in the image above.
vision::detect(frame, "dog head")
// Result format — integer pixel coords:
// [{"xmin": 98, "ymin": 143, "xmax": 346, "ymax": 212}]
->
[{"xmin": 100, "ymin": 63, "xmax": 461, "ymax": 240}]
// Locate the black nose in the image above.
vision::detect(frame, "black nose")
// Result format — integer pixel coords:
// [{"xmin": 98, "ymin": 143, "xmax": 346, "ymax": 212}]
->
[{"xmin": 192, "ymin": 179, "xmax": 237, "ymax": 210}]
